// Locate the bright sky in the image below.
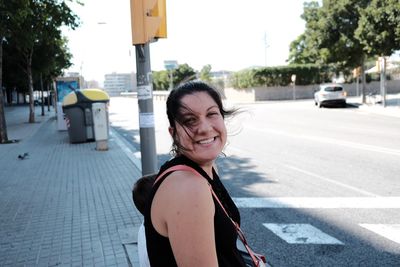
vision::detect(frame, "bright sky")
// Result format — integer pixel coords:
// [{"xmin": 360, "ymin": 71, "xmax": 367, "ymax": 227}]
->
[{"xmin": 64, "ymin": 0, "xmax": 312, "ymax": 83}]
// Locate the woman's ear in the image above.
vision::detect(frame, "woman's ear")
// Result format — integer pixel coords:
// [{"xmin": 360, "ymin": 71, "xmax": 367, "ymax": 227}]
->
[{"xmin": 168, "ymin": 127, "xmax": 174, "ymax": 137}]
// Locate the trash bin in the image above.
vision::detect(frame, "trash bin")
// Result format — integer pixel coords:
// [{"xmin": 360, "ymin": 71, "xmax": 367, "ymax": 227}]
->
[{"xmin": 62, "ymin": 89, "xmax": 109, "ymax": 143}]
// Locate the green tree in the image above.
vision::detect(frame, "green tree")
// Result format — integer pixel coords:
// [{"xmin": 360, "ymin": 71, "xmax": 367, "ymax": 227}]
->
[
  {"xmin": 355, "ymin": 0, "xmax": 400, "ymax": 57},
  {"xmin": 199, "ymin": 64, "xmax": 212, "ymax": 82},
  {"xmin": 0, "ymin": 37, "xmax": 7, "ymax": 143},
  {"xmin": 33, "ymin": 35, "xmax": 73, "ymax": 114},
  {"xmin": 172, "ymin": 64, "xmax": 196, "ymax": 87},
  {"xmin": 3, "ymin": 40, "xmax": 29, "ymax": 101},
  {"xmin": 288, "ymin": 0, "xmax": 373, "ymax": 102},
  {"xmin": 152, "ymin": 70, "xmax": 169, "ymax": 91},
  {"xmin": 0, "ymin": 0, "xmax": 28, "ymax": 142},
  {"xmin": 7, "ymin": 0, "xmax": 80, "ymax": 123},
  {"xmin": 289, "ymin": 0, "xmax": 371, "ymax": 68},
  {"xmin": 287, "ymin": 1, "xmax": 322, "ymax": 64}
]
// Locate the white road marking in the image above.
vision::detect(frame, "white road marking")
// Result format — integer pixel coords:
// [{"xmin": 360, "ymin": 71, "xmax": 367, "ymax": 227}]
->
[
  {"xmin": 233, "ymin": 197, "xmax": 400, "ymax": 209},
  {"xmin": 359, "ymin": 224, "xmax": 400, "ymax": 244},
  {"xmin": 227, "ymin": 145, "xmax": 380, "ymax": 197},
  {"xmin": 263, "ymin": 223, "xmax": 344, "ymax": 244},
  {"xmin": 282, "ymin": 164, "xmax": 380, "ymax": 197},
  {"xmin": 244, "ymin": 126, "xmax": 400, "ymax": 157}
]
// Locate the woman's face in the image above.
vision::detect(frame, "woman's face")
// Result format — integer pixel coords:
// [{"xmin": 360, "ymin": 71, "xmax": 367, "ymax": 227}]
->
[{"xmin": 171, "ymin": 92, "xmax": 227, "ymax": 167}]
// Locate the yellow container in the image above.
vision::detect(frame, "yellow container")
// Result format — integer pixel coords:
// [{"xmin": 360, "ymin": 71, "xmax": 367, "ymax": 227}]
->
[{"xmin": 62, "ymin": 89, "xmax": 109, "ymax": 107}]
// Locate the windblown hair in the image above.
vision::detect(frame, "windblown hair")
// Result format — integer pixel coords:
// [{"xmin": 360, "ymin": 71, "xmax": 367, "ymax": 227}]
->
[{"xmin": 166, "ymin": 81, "xmax": 236, "ymax": 155}]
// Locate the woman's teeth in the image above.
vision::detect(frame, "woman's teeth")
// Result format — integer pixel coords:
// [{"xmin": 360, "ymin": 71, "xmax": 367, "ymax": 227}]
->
[{"xmin": 198, "ymin": 138, "xmax": 214, "ymax": 144}]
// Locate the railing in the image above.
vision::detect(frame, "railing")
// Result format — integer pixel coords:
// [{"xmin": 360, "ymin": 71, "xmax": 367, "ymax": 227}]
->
[{"xmin": 120, "ymin": 91, "xmax": 169, "ymax": 101}]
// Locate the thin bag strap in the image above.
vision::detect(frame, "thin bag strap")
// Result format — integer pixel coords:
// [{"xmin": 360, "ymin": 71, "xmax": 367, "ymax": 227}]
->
[
  {"xmin": 154, "ymin": 164, "xmax": 262, "ymax": 266},
  {"xmin": 153, "ymin": 164, "xmax": 200, "ymax": 186}
]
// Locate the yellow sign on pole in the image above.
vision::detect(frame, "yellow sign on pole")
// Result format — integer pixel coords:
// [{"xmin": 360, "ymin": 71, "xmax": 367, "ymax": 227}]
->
[{"xmin": 130, "ymin": 0, "xmax": 167, "ymax": 45}]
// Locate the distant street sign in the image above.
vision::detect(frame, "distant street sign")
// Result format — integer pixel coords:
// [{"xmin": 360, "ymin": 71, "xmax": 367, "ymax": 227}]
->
[{"xmin": 164, "ymin": 60, "xmax": 178, "ymax": 70}]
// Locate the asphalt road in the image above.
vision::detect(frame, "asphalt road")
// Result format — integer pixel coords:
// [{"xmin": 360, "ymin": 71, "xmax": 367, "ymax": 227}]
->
[{"xmin": 109, "ymin": 97, "xmax": 400, "ymax": 267}]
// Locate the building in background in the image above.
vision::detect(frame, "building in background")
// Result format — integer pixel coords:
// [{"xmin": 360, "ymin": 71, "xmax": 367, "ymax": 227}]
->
[{"xmin": 103, "ymin": 72, "xmax": 136, "ymax": 96}]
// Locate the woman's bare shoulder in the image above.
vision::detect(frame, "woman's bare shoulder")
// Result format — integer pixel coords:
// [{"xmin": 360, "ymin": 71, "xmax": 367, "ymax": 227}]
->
[{"xmin": 162, "ymin": 170, "xmax": 211, "ymax": 196}]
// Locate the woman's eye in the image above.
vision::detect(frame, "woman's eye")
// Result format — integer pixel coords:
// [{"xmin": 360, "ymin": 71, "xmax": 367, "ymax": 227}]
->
[
  {"xmin": 208, "ymin": 112, "xmax": 219, "ymax": 117},
  {"xmin": 184, "ymin": 117, "xmax": 196, "ymax": 125}
]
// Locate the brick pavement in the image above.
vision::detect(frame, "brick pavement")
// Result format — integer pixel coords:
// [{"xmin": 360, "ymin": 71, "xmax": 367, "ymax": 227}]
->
[{"xmin": 0, "ymin": 106, "xmax": 143, "ymax": 267}]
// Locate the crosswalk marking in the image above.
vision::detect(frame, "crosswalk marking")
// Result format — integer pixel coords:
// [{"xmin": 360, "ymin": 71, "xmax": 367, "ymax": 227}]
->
[
  {"xmin": 233, "ymin": 197, "xmax": 400, "ymax": 209},
  {"xmin": 263, "ymin": 223, "xmax": 344, "ymax": 244},
  {"xmin": 359, "ymin": 224, "xmax": 400, "ymax": 244}
]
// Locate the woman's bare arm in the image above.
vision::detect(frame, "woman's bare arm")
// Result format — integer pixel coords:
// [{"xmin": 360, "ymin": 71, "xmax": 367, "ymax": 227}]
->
[{"xmin": 151, "ymin": 171, "xmax": 218, "ymax": 267}]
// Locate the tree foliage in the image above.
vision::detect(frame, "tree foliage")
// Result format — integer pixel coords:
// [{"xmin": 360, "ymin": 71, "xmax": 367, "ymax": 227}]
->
[
  {"xmin": 199, "ymin": 64, "xmax": 212, "ymax": 82},
  {"xmin": 289, "ymin": 0, "xmax": 400, "ymax": 67},
  {"xmin": 0, "ymin": 0, "xmax": 80, "ymax": 143},
  {"xmin": 152, "ymin": 63, "xmax": 196, "ymax": 91},
  {"xmin": 1, "ymin": 0, "xmax": 80, "ymax": 123},
  {"xmin": 288, "ymin": 0, "xmax": 371, "ymax": 69},
  {"xmin": 152, "ymin": 70, "xmax": 169, "ymax": 91},
  {"xmin": 355, "ymin": 0, "xmax": 400, "ymax": 56},
  {"xmin": 173, "ymin": 63, "xmax": 196, "ymax": 86}
]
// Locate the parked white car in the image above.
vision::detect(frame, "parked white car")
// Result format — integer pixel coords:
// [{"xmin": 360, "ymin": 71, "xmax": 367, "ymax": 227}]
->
[{"xmin": 314, "ymin": 83, "xmax": 347, "ymax": 108}]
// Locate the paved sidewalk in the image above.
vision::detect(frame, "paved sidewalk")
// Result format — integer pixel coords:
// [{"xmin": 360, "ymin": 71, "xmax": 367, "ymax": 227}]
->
[
  {"xmin": 357, "ymin": 93, "xmax": 400, "ymax": 118},
  {"xmin": 0, "ymin": 105, "xmax": 143, "ymax": 267}
]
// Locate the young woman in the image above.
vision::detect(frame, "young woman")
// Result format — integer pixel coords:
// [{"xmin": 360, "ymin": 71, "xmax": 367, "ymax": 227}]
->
[{"xmin": 144, "ymin": 81, "xmax": 246, "ymax": 267}]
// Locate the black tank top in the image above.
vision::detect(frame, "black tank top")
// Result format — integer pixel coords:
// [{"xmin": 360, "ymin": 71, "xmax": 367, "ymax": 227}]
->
[{"xmin": 144, "ymin": 155, "xmax": 246, "ymax": 267}]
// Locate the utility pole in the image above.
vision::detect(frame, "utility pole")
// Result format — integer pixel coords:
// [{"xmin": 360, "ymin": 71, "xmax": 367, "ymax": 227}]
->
[
  {"xmin": 264, "ymin": 32, "xmax": 269, "ymax": 67},
  {"xmin": 0, "ymin": 37, "xmax": 9, "ymax": 143},
  {"xmin": 361, "ymin": 57, "xmax": 367, "ymax": 104},
  {"xmin": 379, "ymin": 57, "xmax": 386, "ymax": 107},
  {"xmin": 135, "ymin": 44, "xmax": 157, "ymax": 174},
  {"xmin": 131, "ymin": 0, "xmax": 167, "ymax": 175}
]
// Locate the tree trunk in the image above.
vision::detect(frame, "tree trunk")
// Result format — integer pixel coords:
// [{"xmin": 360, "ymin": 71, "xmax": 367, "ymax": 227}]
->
[
  {"xmin": 47, "ymin": 83, "xmax": 50, "ymax": 111},
  {"xmin": 27, "ymin": 51, "xmax": 35, "ymax": 123},
  {"xmin": 0, "ymin": 40, "xmax": 9, "ymax": 143},
  {"xmin": 40, "ymin": 73, "xmax": 45, "ymax": 116}
]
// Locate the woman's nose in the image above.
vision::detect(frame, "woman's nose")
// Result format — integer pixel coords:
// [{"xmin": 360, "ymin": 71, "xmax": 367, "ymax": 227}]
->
[{"xmin": 196, "ymin": 118, "xmax": 212, "ymax": 133}]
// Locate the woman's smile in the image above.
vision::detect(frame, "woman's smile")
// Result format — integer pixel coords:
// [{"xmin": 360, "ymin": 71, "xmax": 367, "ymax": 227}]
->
[
  {"xmin": 196, "ymin": 137, "xmax": 217, "ymax": 145},
  {"xmin": 173, "ymin": 91, "xmax": 227, "ymax": 167}
]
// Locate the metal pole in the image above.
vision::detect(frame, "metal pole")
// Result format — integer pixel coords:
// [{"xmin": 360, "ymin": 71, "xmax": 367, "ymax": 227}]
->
[
  {"xmin": 292, "ymin": 83, "xmax": 296, "ymax": 100},
  {"xmin": 356, "ymin": 76, "xmax": 359, "ymax": 97},
  {"xmin": 291, "ymin": 74, "xmax": 296, "ymax": 100},
  {"xmin": 361, "ymin": 58, "xmax": 366, "ymax": 104},
  {"xmin": 169, "ymin": 70, "xmax": 173, "ymax": 91},
  {"xmin": 135, "ymin": 43, "xmax": 157, "ymax": 175},
  {"xmin": 380, "ymin": 57, "xmax": 386, "ymax": 107},
  {"xmin": 47, "ymin": 83, "xmax": 50, "ymax": 112}
]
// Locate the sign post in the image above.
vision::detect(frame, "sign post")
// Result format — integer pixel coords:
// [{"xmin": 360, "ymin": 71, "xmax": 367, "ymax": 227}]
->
[
  {"xmin": 130, "ymin": 0, "xmax": 168, "ymax": 175},
  {"xmin": 379, "ymin": 57, "xmax": 386, "ymax": 107},
  {"xmin": 135, "ymin": 44, "xmax": 157, "ymax": 175},
  {"xmin": 291, "ymin": 74, "xmax": 296, "ymax": 100}
]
